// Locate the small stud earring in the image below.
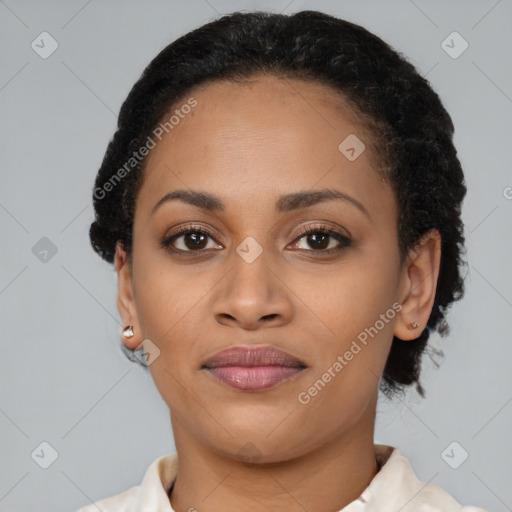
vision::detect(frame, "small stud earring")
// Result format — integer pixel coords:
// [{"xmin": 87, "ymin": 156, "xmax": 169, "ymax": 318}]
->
[
  {"xmin": 122, "ymin": 325, "xmax": 134, "ymax": 338},
  {"xmin": 409, "ymin": 321, "xmax": 420, "ymax": 329}
]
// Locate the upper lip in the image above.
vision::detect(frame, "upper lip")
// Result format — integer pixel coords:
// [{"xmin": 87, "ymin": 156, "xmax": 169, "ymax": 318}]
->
[{"xmin": 202, "ymin": 345, "xmax": 307, "ymax": 369}]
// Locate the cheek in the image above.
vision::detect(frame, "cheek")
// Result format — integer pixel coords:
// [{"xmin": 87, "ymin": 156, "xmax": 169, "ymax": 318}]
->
[
  {"xmin": 290, "ymin": 267, "xmax": 396, "ymax": 427},
  {"xmin": 134, "ymin": 267, "xmax": 205, "ymax": 345},
  {"xmin": 284, "ymin": 257, "xmax": 399, "ymax": 400},
  {"xmin": 132, "ymin": 232, "xmax": 196, "ymax": 335},
  {"xmin": 289, "ymin": 255, "xmax": 399, "ymax": 337},
  {"xmin": 132, "ymin": 249, "xmax": 223, "ymax": 387}
]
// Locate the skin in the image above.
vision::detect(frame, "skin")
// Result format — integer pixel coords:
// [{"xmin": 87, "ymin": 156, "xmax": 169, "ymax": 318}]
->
[{"xmin": 114, "ymin": 74, "xmax": 441, "ymax": 511}]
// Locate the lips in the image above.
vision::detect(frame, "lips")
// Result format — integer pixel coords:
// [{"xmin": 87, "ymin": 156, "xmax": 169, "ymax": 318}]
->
[
  {"xmin": 202, "ymin": 345, "xmax": 307, "ymax": 392},
  {"xmin": 202, "ymin": 345, "xmax": 306, "ymax": 369}
]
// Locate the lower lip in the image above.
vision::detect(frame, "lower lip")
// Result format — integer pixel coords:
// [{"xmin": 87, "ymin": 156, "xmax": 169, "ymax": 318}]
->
[{"xmin": 204, "ymin": 365, "xmax": 304, "ymax": 391}]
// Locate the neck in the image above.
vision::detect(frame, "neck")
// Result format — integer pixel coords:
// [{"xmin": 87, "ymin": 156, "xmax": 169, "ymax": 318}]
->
[{"xmin": 168, "ymin": 405, "xmax": 379, "ymax": 511}]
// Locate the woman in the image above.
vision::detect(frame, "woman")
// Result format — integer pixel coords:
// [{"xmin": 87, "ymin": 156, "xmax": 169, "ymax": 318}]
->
[{"xmin": 78, "ymin": 10, "xmax": 486, "ymax": 512}]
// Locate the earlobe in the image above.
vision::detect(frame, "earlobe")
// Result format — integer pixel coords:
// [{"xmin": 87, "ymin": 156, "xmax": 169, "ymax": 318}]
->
[
  {"xmin": 394, "ymin": 229, "xmax": 441, "ymax": 341},
  {"xmin": 114, "ymin": 242, "xmax": 142, "ymax": 349}
]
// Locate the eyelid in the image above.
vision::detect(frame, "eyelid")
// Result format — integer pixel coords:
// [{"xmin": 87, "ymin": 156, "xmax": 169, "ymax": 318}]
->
[
  {"xmin": 290, "ymin": 222, "xmax": 352, "ymax": 241},
  {"xmin": 161, "ymin": 221, "xmax": 352, "ymax": 255},
  {"xmin": 161, "ymin": 224, "xmax": 222, "ymax": 250},
  {"xmin": 288, "ymin": 224, "xmax": 352, "ymax": 253}
]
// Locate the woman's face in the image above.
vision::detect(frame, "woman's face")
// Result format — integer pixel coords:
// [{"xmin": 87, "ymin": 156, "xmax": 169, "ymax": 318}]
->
[{"xmin": 116, "ymin": 75, "xmax": 426, "ymax": 462}]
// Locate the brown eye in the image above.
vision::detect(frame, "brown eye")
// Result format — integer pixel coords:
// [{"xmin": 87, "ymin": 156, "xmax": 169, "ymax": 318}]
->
[
  {"xmin": 177, "ymin": 232, "xmax": 209, "ymax": 250},
  {"xmin": 290, "ymin": 226, "xmax": 352, "ymax": 254},
  {"xmin": 162, "ymin": 226, "xmax": 222, "ymax": 253},
  {"xmin": 161, "ymin": 224, "xmax": 351, "ymax": 256}
]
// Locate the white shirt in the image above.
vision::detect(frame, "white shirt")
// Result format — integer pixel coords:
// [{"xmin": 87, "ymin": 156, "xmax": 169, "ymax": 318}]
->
[{"xmin": 75, "ymin": 444, "xmax": 487, "ymax": 511}]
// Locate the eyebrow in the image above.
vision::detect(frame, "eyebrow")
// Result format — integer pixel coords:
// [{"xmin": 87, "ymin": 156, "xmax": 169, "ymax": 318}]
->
[{"xmin": 151, "ymin": 188, "xmax": 371, "ymax": 219}]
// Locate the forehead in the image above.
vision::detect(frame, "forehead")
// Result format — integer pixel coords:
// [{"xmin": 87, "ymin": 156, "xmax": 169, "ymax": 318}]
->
[{"xmin": 136, "ymin": 75, "xmax": 390, "ymax": 218}]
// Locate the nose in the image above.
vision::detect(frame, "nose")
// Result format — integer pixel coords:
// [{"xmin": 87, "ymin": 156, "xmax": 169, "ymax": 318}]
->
[{"xmin": 211, "ymin": 253, "xmax": 294, "ymax": 330}]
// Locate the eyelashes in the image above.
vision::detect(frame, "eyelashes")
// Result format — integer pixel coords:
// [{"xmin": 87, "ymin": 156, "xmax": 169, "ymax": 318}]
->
[
  {"xmin": 291, "ymin": 225, "xmax": 351, "ymax": 251},
  {"xmin": 161, "ymin": 223, "xmax": 352, "ymax": 257},
  {"xmin": 161, "ymin": 225, "xmax": 221, "ymax": 253}
]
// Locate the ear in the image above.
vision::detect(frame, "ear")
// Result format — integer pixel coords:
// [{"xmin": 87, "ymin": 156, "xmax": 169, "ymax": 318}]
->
[
  {"xmin": 394, "ymin": 229, "xmax": 442, "ymax": 341},
  {"xmin": 114, "ymin": 241, "xmax": 142, "ymax": 350}
]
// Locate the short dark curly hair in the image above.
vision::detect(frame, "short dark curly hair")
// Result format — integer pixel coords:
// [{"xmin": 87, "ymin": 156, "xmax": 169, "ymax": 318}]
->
[{"xmin": 89, "ymin": 10, "xmax": 467, "ymax": 400}]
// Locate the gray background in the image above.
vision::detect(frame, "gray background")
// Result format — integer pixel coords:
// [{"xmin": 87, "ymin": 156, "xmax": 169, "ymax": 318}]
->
[{"xmin": 1, "ymin": 0, "xmax": 511, "ymax": 511}]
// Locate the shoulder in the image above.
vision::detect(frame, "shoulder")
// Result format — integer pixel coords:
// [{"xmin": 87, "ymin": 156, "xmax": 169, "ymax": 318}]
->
[
  {"xmin": 75, "ymin": 485, "xmax": 140, "ymax": 512},
  {"xmin": 402, "ymin": 480, "xmax": 488, "ymax": 512},
  {"xmin": 366, "ymin": 444, "xmax": 488, "ymax": 512},
  {"xmin": 74, "ymin": 452, "xmax": 178, "ymax": 512}
]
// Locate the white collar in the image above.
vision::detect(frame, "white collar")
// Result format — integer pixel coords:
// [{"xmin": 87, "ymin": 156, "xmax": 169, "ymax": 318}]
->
[{"xmin": 78, "ymin": 444, "xmax": 485, "ymax": 511}]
